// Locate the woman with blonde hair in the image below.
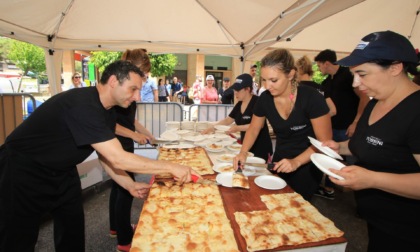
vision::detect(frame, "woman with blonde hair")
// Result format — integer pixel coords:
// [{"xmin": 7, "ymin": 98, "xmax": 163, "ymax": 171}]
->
[{"xmin": 234, "ymin": 48, "xmax": 332, "ymax": 200}]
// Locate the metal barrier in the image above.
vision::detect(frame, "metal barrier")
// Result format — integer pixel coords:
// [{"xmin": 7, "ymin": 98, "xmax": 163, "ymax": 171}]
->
[
  {"xmin": 135, "ymin": 102, "xmax": 184, "ymax": 149},
  {"xmin": 188, "ymin": 104, "xmax": 234, "ymax": 122},
  {"xmin": 0, "ymin": 93, "xmax": 36, "ymax": 144}
]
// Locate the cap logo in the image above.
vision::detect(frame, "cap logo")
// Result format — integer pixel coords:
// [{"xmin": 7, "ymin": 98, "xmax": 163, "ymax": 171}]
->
[
  {"xmin": 235, "ymin": 79, "xmax": 243, "ymax": 84},
  {"xmin": 355, "ymin": 41, "xmax": 369, "ymax": 50}
]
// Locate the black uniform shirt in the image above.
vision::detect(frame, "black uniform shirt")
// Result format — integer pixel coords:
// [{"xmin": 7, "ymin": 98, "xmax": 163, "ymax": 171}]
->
[
  {"xmin": 229, "ymin": 95, "xmax": 272, "ymax": 160},
  {"xmin": 5, "ymin": 87, "xmax": 116, "ymax": 170},
  {"xmin": 254, "ymin": 85, "xmax": 329, "ymax": 161}
]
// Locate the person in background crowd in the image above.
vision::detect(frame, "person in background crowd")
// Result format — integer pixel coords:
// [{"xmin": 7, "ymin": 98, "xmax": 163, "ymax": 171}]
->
[
  {"xmin": 69, "ymin": 72, "xmax": 87, "ymax": 89},
  {"xmin": 201, "ymin": 75, "xmax": 221, "ymax": 104},
  {"xmin": 325, "ymin": 30, "xmax": 420, "ymax": 252},
  {"xmin": 157, "ymin": 78, "xmax": 169, "ymax": 102},
  {"xmin": 191, "ymin": 75, "xmax": 203, "ymax": 104},
  {"xmin": 218, "ymin": 77, "xmax": 234, "ymax": 104},
  {"xmin": 296, "ymin": 55, "xmax": 336, "ymax": 116},
  {"xmin": 314, "ymin": 49, "xmax": 369, "ymax": 200},
  {"xmin": 257, "ymin": 79, "xmax": 267, "ymax": 96},
  {"xmin": 165, "ymin": 79, "xmax": 172, "ymax": 101},
  {"xmin": 110, "ymin": 49, "xmax": 156, "ymax": 252},
  {"xmin": 0, "ymin": 60, "xmax": 200, "ymax": 252},
  {"xmin": 202, "ymin": 74, "xmax": 272, "ymax": 161},
  {"xmin": 250, "ymin": 64, "xmax": 259, "ymax": 95},
  {"xmin": 234, "ymin": 48, "xmax": 332, "ymax": 200},
  {"xmin": 140, "ymin": 74, "xmax": 158, "ymax": 102},
  {"xmin": 172, "ymin": 77, "xmax": 183, "ymax": 102}
]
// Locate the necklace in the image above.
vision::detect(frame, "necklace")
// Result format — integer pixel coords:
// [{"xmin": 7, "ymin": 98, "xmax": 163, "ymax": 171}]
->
[{"xmin": 288, "ymin": 83, "xmax": 297, "ymax": 115}]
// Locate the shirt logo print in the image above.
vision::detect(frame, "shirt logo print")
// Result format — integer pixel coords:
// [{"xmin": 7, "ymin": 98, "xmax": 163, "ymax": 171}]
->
[
  {"xmin": 242, "ymin": 115, "xmax": 251, "ymax": 120},
  {"xmin": 290, "ymin": 125, "xmax": 306, "ymax": 131},
  {"xmin": 366, "ymin": 136, "xmax": 383, "ymax": 146}
]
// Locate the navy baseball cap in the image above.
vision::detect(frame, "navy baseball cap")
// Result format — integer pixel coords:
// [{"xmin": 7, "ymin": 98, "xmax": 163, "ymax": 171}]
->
[
  {"xmin": 231, "ymin": 73, "xmax": 253, "ymax": 91},
  {"xmin": 336, "ymin": 31, "xmax": 418, "ymax": 67}
]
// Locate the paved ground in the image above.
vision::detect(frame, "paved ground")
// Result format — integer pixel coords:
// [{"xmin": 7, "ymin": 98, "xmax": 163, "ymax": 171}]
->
[{"xmin": 35, "ymin": 175, "xmax": 368, "ymax": 252}]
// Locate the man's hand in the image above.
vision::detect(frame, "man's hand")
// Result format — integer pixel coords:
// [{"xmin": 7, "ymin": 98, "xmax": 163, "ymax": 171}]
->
[{"xmin": 128, "ymin": 182, "xmax": 151, "ymax": 198}]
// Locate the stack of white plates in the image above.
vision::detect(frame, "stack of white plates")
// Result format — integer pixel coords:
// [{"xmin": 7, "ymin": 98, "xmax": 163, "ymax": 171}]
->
[
  {"xmin": 166, "ymin": 121, "xmax": 181, "ymax": 131},
  {"xmin": 195, "ymin": 121, "xmax": 209, "ymax": 132},
  {"xmin": 181, "ymin": 121, "xmax": 195, "ymax": 131}
]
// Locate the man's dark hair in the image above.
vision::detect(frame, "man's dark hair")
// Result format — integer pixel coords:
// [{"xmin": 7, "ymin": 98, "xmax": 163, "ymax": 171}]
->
[
  {"xmin": 100, "ymin": 60, "xmax": 144, "ymax": 85},
  {"xmin": 314, "ymin": 49, "xmax": 337, "ymax": 63}
]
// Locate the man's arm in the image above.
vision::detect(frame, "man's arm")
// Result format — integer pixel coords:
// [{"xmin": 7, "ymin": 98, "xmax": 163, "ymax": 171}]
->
[
  {"xmin": 98, "ymin": 154, "xmax": 150, "ymax": 198},
  {"xmin": 92, "ymin": 138, "xmax": 200, "ymax": 183}
]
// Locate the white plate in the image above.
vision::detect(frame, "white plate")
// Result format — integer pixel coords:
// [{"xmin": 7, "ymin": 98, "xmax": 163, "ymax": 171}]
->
[
  {"xmin": 214, "ymin": 125, "xmax": 231, "ymax": 131},
  {"xmin": 217, "ymin": 153, "xmax": 236, "ymax": 162},
  {"xmin": 212, "ymin": 163, "xmax": 255, "ymax": 176},
  {"xmin": 227, "ymin": 143, "xmax": 242, "ymax": 152},
  {"xmin": 160, "ymin": 131, "xmax": 181, "ymax": 141},
  {"xmin": 183, "ymin": 134, "xmax": 206, "ymax": 142},
  {"xmin": 214, "ymin": 133, "xmax": 230, "ymax": 139},
  {"xmin": 161, "ymin": 143, "xmax": 194, "ymax": 149},
  {"xmin": 246, "ymin": 156, "xmax": 265, "ymax": 164},
  {"xmin": 308, "ymin": 136, "xmax": 343, "ymax": 160},
  {"xmin": 254, "ymin": 175, "xmax": 287, "ymax": 190},
  {"xmin": 176, "ymin": 129, "xmax": 192, "ymax": 135},
  {"xmin": 213, "ymin": 163, "xmax": 234, "ymax": 173},
  {"xmin": 216, "ymin": 173, "xmax": 233, "ymax": 187},
  {"xmin": 205, "ymin": 143, "xmax": 225, "ymax": 152},
  {"xmin": 310, "ymin": 153, "xmax": 345, "ymax": 180}
]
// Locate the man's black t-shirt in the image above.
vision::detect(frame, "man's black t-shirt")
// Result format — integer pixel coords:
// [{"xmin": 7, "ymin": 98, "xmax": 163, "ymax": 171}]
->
[
  {"xmin": 299, "ymin": 80, "xmax": 324, "ymax": 96},
  {"xmin": 323, "ymin": 66, "xmax": 359, "ymax": 130},
  {"xmin": 115, "ymin": 102, "xmax": 136, "ymax": 151},
  {"xmin": 254, "ymin": 85, "xmax": 329, "ymax": 161},
  {"xmin": 229, "ymin": 95, "xmax": 272, "ymax": 160},
  {"xmin": 5, "ymin": 87, "xmax": 116, "ymax": 170},
  {"xmin": 220, "ymin": 87, "xmax": 234, "ymax": 104}
]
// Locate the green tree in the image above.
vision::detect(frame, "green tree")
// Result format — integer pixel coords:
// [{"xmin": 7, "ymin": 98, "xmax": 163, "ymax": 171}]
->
[
  {"xmin": 89, "ymin": 51, "xmax": 122, "ymax": 73},
  {"xmin": 312, "ymin": 63, "xmax": 327, "ymax": 84},
  {"xmin": 149, "ymin": 54, "xmax": 177, "ymax": 77},
  {"xmin": 0, "ymin": 37, "xmax": 12, "ymax": 62},
  {"xmin": 8, "ymin": 40, "xmax": 46, "ymax": 92},
  {"xmin": 90, "ymin": 51, "xmax": 178, "ymax": 78}
]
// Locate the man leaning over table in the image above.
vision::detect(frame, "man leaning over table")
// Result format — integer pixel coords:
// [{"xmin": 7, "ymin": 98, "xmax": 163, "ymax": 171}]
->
[{"xmin": 0, "ymin": 60, "xmax": 200, "ymax": 252}]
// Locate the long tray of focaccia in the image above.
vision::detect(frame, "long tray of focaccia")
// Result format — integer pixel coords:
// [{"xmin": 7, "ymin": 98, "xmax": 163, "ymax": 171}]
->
[
  {"xmin": 234, "ymin": 192, "xmax": 344, "ymax": 251},
  {"xmin": 130, "ymin": 181, "xmax": 239, "ymax": 252},
  {"xmin": 156, "ymin": 146, "xmax": 214, "ymax": 178}
]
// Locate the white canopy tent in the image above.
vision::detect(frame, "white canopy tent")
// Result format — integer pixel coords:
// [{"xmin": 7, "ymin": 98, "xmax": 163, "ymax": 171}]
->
[
  {"xmin": 256, "ymin": 0, "xmax": 420, "ymax": 60},
  {"xmin": 0, "ymin": 0, "xmax": 365, "ymax": 94}
]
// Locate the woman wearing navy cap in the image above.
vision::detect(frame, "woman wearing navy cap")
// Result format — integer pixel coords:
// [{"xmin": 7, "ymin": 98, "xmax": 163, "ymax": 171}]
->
[{"xmin": 324, "ymin": 31, "xmax": 420, "ymax": 251}]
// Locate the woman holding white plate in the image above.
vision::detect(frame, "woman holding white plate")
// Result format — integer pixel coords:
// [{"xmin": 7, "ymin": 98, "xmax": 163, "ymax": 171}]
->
[
  {"xmin": 201, "ymin": 74, "xmax": 272, "ymax": 161},
  {"xmin": 323, "ymin": 31, "xmax": 420, "ymax": 251},
  {"xmin": 234, "ymin": 49, "xmax": 332, "ymax": 200}
]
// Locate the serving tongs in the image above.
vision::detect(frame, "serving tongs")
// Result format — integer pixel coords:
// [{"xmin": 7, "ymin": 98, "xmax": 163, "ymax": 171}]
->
[
  {"xmin": 147, "ymin": 139, "xmax": 179, "ymax": 147},
  {"xmin": 232, "ymin": 161, "xmax": 250, "ymax": 189}
]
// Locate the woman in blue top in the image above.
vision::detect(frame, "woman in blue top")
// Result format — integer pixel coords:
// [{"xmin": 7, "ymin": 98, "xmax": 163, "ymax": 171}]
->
[
  {"xmin": 234, "ymin": 48, "xmax": 332, "ymax": 200},
  {"xmin": 324, "ymin": 31, "xmax": 420, "ymax": 252}
]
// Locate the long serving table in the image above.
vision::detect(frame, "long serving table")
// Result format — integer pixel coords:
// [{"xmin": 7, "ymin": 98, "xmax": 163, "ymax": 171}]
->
[{"xmin": 132, "ymin": 146, "xmax": 347, "ymax": 252}]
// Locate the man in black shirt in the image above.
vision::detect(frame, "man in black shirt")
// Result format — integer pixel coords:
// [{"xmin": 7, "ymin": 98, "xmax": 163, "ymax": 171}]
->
[
  {"xmin": 314, "ymin": 49, "xmax": 369, "ymax": 199},
  {"xmin": 0, "ymin": 61, "xmax": 199, "ymax": 252},
  {"xmin": 219, "ymin": 77, "xmax": 234, "ymax": 104}
]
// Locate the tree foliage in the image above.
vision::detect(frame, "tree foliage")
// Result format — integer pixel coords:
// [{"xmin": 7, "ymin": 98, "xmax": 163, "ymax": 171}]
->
[
  {"xmin": 7, "ymin": 39, "xmax": 46, "ymax": 75},
  {"xmin": 0, "ymin": 37, "xmax": 11, "ymax": 62},
  {"xmin": 89, "ymin": 51, "xmax": 122, "ymax": 73},
  {"xmin": 90, "ymin": 51, "xmax": 177, "ymax": 78},
  {"xmin": 149, "ymin": 54, "xmax": 177, "ymax": 77},
  {"xmin": 312, "ymin": 63, "xmax": 327, "ymax": 84}
]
